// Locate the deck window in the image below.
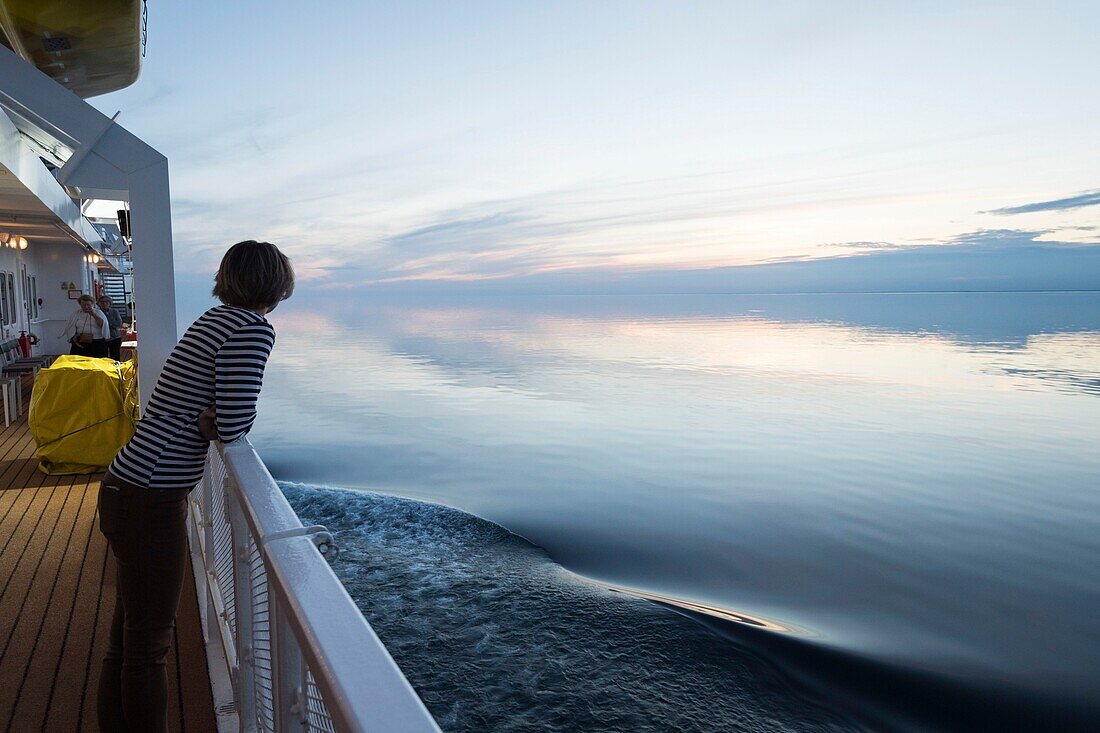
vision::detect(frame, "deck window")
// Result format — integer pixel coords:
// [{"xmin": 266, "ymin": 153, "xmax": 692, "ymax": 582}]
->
[
  {"xmin": 0, "ymin": 274, "xmax": 8, "ymax": 325},
  {"xmin": 6, "ymin": 274, "xmax": 14, "ymax": 326}
]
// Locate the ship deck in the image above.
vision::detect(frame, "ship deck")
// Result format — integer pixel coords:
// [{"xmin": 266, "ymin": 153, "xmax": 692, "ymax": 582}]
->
[{"xmin": 0, "ymin": 374, "xmax": 216, "ymax": 732}]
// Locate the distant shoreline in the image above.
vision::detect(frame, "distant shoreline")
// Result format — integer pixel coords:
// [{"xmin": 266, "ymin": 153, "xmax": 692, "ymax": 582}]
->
[{"xmin": 341, "ymin": 288, "xmax": 1100, "ymax": 297}]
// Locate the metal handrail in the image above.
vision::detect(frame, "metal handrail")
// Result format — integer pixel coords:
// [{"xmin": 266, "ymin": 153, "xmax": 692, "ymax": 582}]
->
[{"xmin": 188, "ymin": 438, "xmax": 441, "ymax": 733}]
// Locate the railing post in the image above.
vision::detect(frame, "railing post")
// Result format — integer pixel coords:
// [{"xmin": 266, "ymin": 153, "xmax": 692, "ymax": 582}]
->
[
  {"xmin": 272, "ymin": 600, "xmax": 308, "ymax": 731},
  {"xmin": 229, "ymin": 485, "xmax": 258, "ymax": 733},
  {"xmin": 202, "ymin": 469, "xmax": 221, "ymax": 647}
]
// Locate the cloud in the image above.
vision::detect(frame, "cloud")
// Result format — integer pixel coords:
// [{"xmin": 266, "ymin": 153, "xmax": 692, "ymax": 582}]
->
[
  {"xmin": 940, "ymin": 228, "xmax": 1055, "ymax": 247},
  {"xmin": 819, "ymin": 241, "xmax": 900, "ymax": 250},
  {"xmin": 166, "ymin": 143, "xmax": 1100, "ymax": 291},
  {"xmin": 299, "ymin": 228, "xmax": 1100, "ymax": 296},
  {"xmin": 380, "ymin": 212, "xmax": 533, "ymax": 255},
  {"xmin": 333, "ymin": 199, "xmax": 747, "ymax": 284},
  {"xmin": 986, "ymin": 189, "xmax": 1100, "ymax": 215}
]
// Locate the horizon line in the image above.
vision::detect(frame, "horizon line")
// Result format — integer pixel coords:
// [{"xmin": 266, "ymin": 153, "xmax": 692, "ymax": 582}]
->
[{"xmin": 293, "ymin": 288, "xmax": 1100, "ymax": 297}]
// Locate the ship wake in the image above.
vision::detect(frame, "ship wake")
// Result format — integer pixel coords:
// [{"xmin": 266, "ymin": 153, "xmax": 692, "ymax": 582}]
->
[
  {"xmin": 281, "ymin": 482, "xmax": 1100, "ymax": 732},
  {"xmin": 280, "ymin": 482, "xmax": 860, "ymax": 733}
]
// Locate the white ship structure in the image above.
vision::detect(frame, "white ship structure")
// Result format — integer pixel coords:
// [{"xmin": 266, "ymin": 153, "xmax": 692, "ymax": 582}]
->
[{"xmin": 0, "ymin": 2, "xmax": 440, "ymax": 731}]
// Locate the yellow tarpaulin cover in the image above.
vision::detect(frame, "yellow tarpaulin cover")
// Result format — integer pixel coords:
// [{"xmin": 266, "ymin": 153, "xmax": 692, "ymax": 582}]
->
[{"xmin": 29, "ymin": 355, "xmax": 139, "ymax": 475}]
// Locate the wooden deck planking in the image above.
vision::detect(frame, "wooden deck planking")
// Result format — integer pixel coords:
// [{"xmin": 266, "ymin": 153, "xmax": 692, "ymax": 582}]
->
[
  {"xmin": 23, "ymin": 477, "xmax": 100, "ymax": 730},
  {"xmin": 0, "ymin": 375, "xmax": 216, "ymax": 732},
  {"xmin": 6, "ymin": 478, "xmax": 90, "ymax": 727},
  {"xmin": 44, "ymin": 508, "xmax": 111, "ymax": 733}
]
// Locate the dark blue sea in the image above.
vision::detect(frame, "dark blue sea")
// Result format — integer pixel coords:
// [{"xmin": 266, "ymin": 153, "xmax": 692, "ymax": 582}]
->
[{"xmin": 244, "ymin": 292, "xmax": 1100, "ymax": 732}]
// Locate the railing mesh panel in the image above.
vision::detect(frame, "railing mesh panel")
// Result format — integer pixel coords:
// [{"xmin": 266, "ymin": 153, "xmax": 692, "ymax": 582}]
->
[
  {"xmin": 205, "ymin": 454, "xmax": 236, "ymax": 636},
  {"xmin": 305, "ymin": 668, "xmax": 338, "ymax": 733},
  {"xmin": 249, "ymin": 529, "xmax": 275, "ymax": 731},
  {"xmin": 197, "ymin": 447, "xmax": 339, "ymax": 732}
]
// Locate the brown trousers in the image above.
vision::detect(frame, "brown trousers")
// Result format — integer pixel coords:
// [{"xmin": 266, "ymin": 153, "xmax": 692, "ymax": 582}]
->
[{"xmin": 96, "ymin": 473, "xmax": 189, "ymax": 733}]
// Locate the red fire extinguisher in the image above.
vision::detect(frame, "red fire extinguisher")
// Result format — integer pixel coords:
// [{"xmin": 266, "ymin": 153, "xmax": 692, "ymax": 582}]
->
[{"xmin": 18, "ymin": 331, "xmax": 30, "ymax": 358}]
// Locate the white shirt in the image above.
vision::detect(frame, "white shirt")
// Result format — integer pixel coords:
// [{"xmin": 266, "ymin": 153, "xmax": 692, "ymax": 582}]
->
[{"xmin": 63, "ymin": 306, "xmax": 111, "ymax": 340}]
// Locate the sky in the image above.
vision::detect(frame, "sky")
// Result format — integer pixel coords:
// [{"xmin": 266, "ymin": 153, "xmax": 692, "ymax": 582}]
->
[{"xmin": 89, "ymin": 1, "xmax": 1100, "ymax": 293}]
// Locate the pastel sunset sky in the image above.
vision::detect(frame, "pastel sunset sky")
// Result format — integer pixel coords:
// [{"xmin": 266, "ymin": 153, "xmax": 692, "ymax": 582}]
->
[{"xmin": 92, "ymin": 1, "xmax": 1100, "ymax": 291}]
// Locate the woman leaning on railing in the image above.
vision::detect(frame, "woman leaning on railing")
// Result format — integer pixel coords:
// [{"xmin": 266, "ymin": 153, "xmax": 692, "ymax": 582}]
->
[{"xmin": 95, "ymin": 241, "xmax": 294, "ymax": 733}]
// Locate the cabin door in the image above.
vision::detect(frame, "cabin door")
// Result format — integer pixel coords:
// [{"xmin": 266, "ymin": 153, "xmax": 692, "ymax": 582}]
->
[
  {"xmin": 20, "ymin": 264, "xmax": 37, "ymax": 328},
  {"xmin": 0, "ymin": 271, "xmax": 15, "ymax": 336},
  {"xmin": 0, "ymin": 271, "xmax": 8, "ymax": 335},
  {"xmin": 20, "ymin": 264, "xmax": 29, "ymax": 329}
]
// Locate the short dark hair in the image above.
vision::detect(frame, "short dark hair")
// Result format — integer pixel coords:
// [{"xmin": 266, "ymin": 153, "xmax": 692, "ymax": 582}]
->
[{"xmin": 212, "ymin": 240, "xmax": 295, "ymax": 312}]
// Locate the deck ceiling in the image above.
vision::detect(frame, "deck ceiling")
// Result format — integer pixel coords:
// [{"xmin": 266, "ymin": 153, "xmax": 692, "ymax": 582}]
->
[
  {"xmin": 0, "ymin": 101, "xmax": 103, "ymax": 250},
  {"xmin": 0, "ymin": 160, "xmax": 83, "ymax": 245}
]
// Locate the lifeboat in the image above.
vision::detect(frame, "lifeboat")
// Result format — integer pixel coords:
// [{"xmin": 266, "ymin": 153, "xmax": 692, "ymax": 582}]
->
[{"xmin": 0, "ymin": 0, "xmax": 143, "ymax": 98}]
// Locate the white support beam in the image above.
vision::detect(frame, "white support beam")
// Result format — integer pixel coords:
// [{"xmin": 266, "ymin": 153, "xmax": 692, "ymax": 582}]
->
[
  {"xmin": 0, "ymin": 43, "xmax": 177, "ymax": 408},
  {"xmin": 128, "ymin": 160, "xmax": 177, "ymax": 407},
  {"xmin": 56, "ymin": 111, "xmax": 120, "ymax": 185}
]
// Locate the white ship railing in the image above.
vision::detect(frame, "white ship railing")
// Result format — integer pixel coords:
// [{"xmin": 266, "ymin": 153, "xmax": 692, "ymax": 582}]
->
[{"xmin": 187, "ymin": 438, "xmax": 442, "ymax": 733}]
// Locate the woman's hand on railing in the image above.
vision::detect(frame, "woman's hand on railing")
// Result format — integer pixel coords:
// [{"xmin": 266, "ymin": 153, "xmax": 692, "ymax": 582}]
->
[{"xmin": 197, "ymin": 406, "xmax": 217, "ymax": 441}]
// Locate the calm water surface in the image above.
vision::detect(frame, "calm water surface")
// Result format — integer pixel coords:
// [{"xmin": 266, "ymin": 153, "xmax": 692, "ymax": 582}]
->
[{"xmin": 252, "ymin": 293, "xmax": 1100, "ymax": 731}]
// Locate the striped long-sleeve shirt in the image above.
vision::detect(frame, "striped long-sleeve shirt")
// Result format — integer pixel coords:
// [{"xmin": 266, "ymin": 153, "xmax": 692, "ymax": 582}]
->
[{"xmin": 109, "ymin": 305, "xmax": 276, "ymax": 490}]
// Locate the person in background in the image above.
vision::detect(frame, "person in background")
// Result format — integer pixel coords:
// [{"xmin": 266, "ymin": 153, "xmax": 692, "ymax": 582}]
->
[
  {"xmin": 63, "ymin": 294, "xmax": 110, "ymax": 357},
  {"xmin": 98, "ymin": 295, "xmax": 124, "ymax": 361},
  {"xmin": 96, "ymin": 241, "xmax": 294, "ymax": 733}
]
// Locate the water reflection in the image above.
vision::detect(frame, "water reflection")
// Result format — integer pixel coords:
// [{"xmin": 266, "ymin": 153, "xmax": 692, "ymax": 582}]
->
[
  {"xmin": 256, "ymin": 293, "xmax": 1100, "ymax": 723},
  {"xmin": 593, "ymin": 581, "xmax": 797, "ymax": 632}
]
